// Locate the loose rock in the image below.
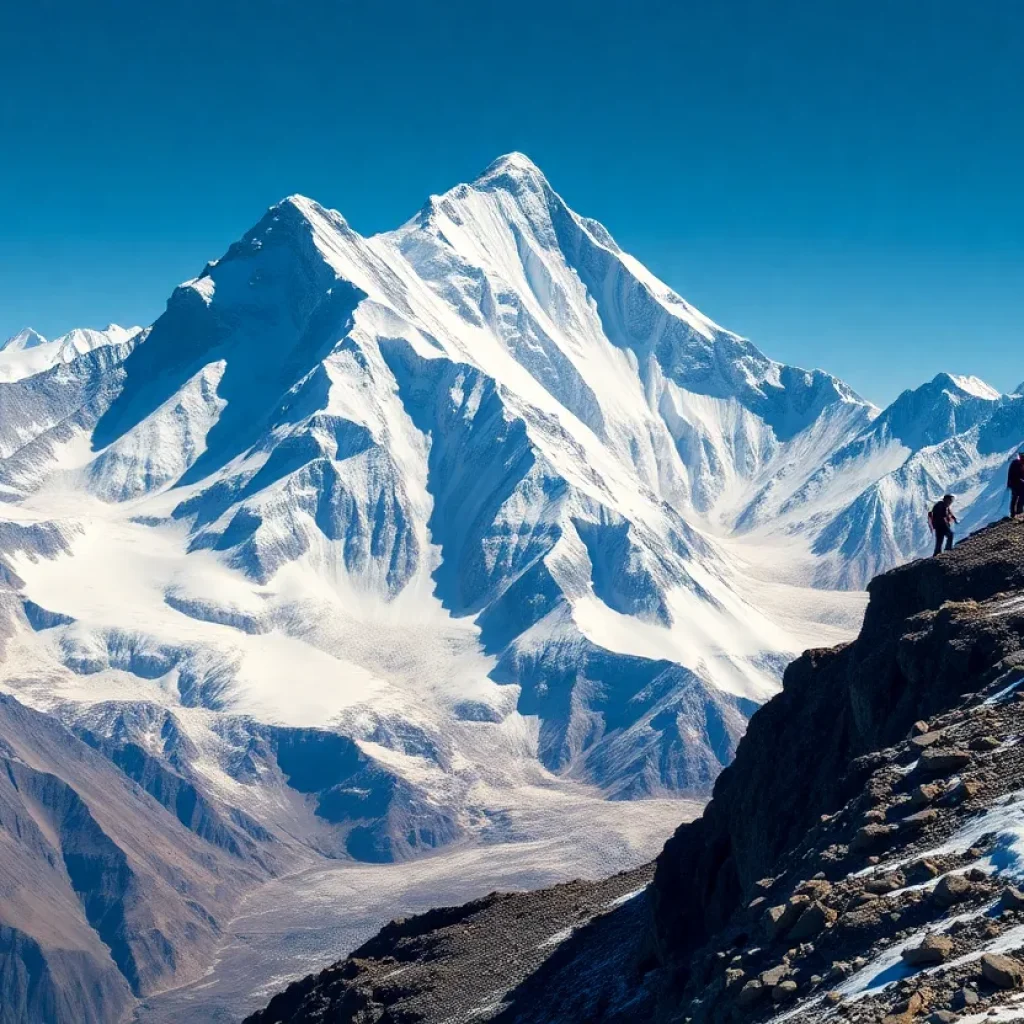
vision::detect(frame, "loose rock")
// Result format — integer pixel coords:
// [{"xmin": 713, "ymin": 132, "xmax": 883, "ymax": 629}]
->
[
  {"xmin": 737, "ymin": 979, "xmax": 764, "ymax": 1007},
  {"xmin": 771, "ymin": 979, "xmax": 798, "ymax": 1003},
  {"xmin": 908, "ymin": 783, "xmax": 943, "ymax": 809},
  {"xmin": 933, "ymin": 873, "xmax": 975, "ymax": 907},
  {"xmin": 789, "ymin": 901, "xmax": 838, "ymax": 941},
  {"xmin": 968, "ymin": 734, "xmax": 1001, "ymax": 751},
  {"xmin": 853, "ymin": 823, "xmax": 899, "ymax": 852},
  {"xmin": 900, "ymin": 933, "xmax": 953, "ymax": 966},
  {"xmin": 919, "ymin": 748, "xmax": 972, "ymax": 775},
  {"xmin": 981, "ymin": 952, "xmax": 1024, "ymax": 988}
]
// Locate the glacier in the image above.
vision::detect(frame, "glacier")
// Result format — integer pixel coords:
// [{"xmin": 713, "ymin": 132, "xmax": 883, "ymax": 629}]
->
[{"xmin": 0, "ymin": 152, "xmax": 1020, "ymax": 1019}]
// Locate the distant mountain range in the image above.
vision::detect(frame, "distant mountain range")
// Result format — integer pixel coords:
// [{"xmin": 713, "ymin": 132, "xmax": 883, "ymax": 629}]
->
[
  {"xmin": 0, "ymin": 153, "xmax": 1019, "ymax": 1022},
  {"xmin": 0, "ymin": 323, "xmax": 140, "ymax": 382}
]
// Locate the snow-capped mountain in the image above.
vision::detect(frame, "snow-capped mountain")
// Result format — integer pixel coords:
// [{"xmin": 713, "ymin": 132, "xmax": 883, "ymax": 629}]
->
[
  {"xmin": 0, "ymin": 153, "xmax": 1019, "ymax": 1020},
  {"xmin": 0, "ymin": 323, "xmax": 141, "ymax": 382},
  {"xmin": 789, "ymin": 373, "xmax": 1023, "ymax": 587}
]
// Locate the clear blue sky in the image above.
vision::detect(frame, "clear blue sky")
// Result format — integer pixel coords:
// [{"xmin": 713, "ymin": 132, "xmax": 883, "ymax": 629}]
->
[{"xmin": 2, "ymin": 0, "xmax": 1022, "ymax": 406}]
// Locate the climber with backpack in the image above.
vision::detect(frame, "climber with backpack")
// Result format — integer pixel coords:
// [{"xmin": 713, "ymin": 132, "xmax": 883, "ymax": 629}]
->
[
  {"xmin": 1007, "ymin": 452, "xmax": 1024, "ymax": 517},
  {"xmin": 928, "ymin": 494, "xmax": 958, "ymax": 556}
]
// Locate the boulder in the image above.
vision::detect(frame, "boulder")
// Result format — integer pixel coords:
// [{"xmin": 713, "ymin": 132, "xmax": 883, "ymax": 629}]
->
[
  {"xmin": 772, "ymin": 979, "xmax": 798, "ymax": 1003},
  {"xmin": 918, "ymin": 748, "xmax": 972, "ymax": 775},
  {"xmin": 864, "ymin": 872, "xmax": 905, "ymax": 894},
  {"xmin": 908, "ymin": 783, "xmax": 943, "ymax": 809},
  {"xmin": 795, "ymin": 878, "xmax": 832, "ymax": 900},
  {"xmin": 944, "ymin": 778, "xmax": 982, "ymax": 805},
  {"xmin": 746, "ymin": 896, "xmax": 766, "ymax": 915},
  {"xmin": 981, "ymin": 952, "xmax": 1024, "ymax": 988},
  {"xmin": 882, "ymin": 989, "xmax": 930, "ymax": 1024},
  {"xmin": 905, "ymin": 860, "xmax": 940, "ymax": 884},
  {"xmin": 968, "ymin": 734, "xmax": 1001, "ymax": 751},
  {"xmin": 910, "ymin": 731, "xmax": 945, "ymax": 750},
  {"xmin": 952, "ymin": 986, "xmax": 979, "ymax": 1008},
  {"xmin": 789, "ymin": 901, "xmax": 838, "ymax": 941},
  {"xmin": 736, "ymin": 980, "xmax": 764, "ymax": 1007},
  {"xmin": 853, "ymin": 823, "xmax": 898, "ymax": 852},
  {"xmin": 900, "ymin": 933, "xmax": 953, "ymax": 966},
  {"xmin": 762, "ymin": 896, "xmax": 809, "ymax": 939},
  {"xmin": 899, "ymin": 808, "xmax": 938, "ymax": 833},
  {"xmin": 933, "ymin": 873, "xmax": 974, "ymax": 908},
  {"xmin": 759, "ymin": 964, "xmax": 789, "ymax": 989},
  {"xmin": 1002, "ymin": 886, "xmax": 1024, "ymax": 911}
]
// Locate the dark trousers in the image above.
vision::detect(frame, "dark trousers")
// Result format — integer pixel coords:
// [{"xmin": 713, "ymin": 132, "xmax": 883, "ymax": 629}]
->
[
  {"xmin": 933, "ymin": 525, "xmax": 953, "ymax": 556},
  {"xmin": 1012, "ymin": 486, "xmax": 1024, "ymax": 517}
]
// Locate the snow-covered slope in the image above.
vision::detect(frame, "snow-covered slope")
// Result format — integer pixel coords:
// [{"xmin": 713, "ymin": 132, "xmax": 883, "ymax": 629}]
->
[
  {"xmin": 0, "ymin": 155, "xmax": 875, "ymax": 811},
  {"xmin": 1, "ymin": 151, "xmax": 1017, "ymax": 815},
  {"xmin": 0, "ymin": 323, "xmax": 140, "ymax": 382},
  {"xmin": 787, "ymin": 374, "xmax": 1024, "ymax": 587},
  {"xmin": 0, "ymin": 152, "xmax": 1019, "ymax": 1020}
]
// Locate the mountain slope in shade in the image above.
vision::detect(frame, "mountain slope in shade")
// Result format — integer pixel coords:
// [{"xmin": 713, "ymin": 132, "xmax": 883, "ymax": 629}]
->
[{"xmin": 0, "ymin": 690, "xmax": 269, "ymax": 1024}]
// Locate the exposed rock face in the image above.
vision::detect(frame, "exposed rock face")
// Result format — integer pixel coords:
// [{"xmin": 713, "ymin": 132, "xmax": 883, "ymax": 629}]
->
[
  {"xmin": 650, "ymin": 516, "xmax": 1024, "ymax": 965},
  {"xmin": 243, "ymin": 517, "xmax": 1024, "ymax": 1024},
  {"xmin": 0, "ymin": 693, "xmax": 269, "ymax": 1023}
]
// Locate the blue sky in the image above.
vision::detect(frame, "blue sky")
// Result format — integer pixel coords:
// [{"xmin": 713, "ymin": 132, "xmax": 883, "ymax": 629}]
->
[{"xmin": 2, "ymin": 0, "xmax": 1021, "ymax": 406}]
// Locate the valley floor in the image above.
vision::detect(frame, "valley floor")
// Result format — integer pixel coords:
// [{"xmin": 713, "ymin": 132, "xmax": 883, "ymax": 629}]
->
[{"xmin": 132, "ymin": 791, "xmax": 696, "ymax": 1022}]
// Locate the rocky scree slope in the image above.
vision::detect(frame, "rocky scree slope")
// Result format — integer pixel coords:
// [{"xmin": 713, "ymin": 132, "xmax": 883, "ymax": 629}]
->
[
  {"xmin": 243, "ymin": 865, "xmax": 653, "ymax": 1024},
  {"xmin": 244, "ymin": 517, "xmax": 1024, "ymax": 1023},
  {"xmin": 649, "ymin": 514, "xmax": 1024, "ymax": 1022}
]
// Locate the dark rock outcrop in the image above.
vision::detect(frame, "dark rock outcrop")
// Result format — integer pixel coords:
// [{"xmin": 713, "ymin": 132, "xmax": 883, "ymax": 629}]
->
[{"xmin": 650, "ymin": 516, "xmax": 1024, "ymax": 967}]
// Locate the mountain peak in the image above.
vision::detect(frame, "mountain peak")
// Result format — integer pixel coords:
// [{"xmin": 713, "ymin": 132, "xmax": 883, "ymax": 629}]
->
[
  {"xmin": 473, "ymin": 151, "xmax": 549, "ymax": 190},
  {"xmin": 1, "ymin": 327, "xmax": 47, "ymax": 352},
  {"xmin": 260, "ymin": 194, "xmax": 349, "ymax": 235},
  {"xmin": 931, "ymin": 371, "xmax": 1001, "ymax": 400}
]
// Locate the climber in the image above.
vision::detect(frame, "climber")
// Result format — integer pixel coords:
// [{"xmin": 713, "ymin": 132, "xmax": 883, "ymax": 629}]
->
[
  {"xmin": 1008, "ymin": 452, "xmax": 1024, "ymax": 518},
  {"xmin": 929, "ymin": 494, "xmax": 958, "ymax": 556}
]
